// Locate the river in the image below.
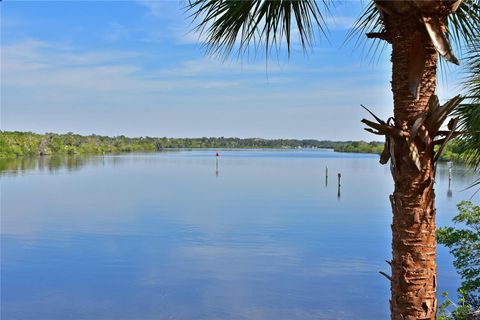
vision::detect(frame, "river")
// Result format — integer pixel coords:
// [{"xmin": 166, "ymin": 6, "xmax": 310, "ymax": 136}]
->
[{"xmin": 1, "ymin": 150, "xmax": 478, "ymax": 319}]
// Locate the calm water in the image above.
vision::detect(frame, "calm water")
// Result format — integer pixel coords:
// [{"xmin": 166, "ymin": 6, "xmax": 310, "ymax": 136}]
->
[{"xmin": 1, "ymin": 150, "xmax": 478, "ymax": 320}]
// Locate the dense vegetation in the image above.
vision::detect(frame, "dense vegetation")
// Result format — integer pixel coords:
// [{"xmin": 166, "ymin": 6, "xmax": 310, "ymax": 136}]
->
[
  {"xmin": 0, "ymin": 131, "xmax": 378, "ymax": 157},
  {"xmin": 332, "ymin": 141, "xmax": 383, "ymax": 154},
  {"xmin": 0, "ymin": 131, "xmax": 465, "ymax": 161},
  {"xmin": 437, "ymin": 201, "xmax": 480, "ymax": 320}
]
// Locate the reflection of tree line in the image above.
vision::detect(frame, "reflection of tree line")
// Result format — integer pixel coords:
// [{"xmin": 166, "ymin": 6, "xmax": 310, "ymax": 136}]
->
[{"xmin": 0, "ymin": 156, "xmax": 99, "ymax": 176}]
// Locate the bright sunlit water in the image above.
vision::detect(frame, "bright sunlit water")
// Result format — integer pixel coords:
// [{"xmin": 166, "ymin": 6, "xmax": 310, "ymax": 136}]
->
[{"xmin": 1, "ymin": 150, "xmax": 478, "ymax": 320}]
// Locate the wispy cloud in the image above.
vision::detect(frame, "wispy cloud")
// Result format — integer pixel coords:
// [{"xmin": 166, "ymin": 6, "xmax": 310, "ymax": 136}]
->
[
  {"xmin": 2, "ymin": 37, "xmax": 392, "ymax": 113},
  {"xmin": 1, "ymin": 39, "xmax": 244, "ymax": 93},
  {"xmin": 135, "ymin": 0, "xmax": 164, "ymax": 17},
  {"xmin": 103, "ymin": 22, "xmax": 131, "ymax": 42},
  {"xmin": 176, "ymin": 28, "xmax": 209, "ymax": 45},
  {"xmin": 324, "ymin": 15, "xmax": 357, "ymax": 31},
  {"xmin": 136, "ymin": 0, "xmax": 184, "ymax": 18}
]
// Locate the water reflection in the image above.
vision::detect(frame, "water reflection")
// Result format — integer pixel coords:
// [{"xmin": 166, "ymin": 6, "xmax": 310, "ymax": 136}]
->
[
  {"xmin": 0, "ymin": 154, "xmax": 147, "ymax": 177},
  {"xmin": 0, "ymin": 155, "xmax": 91, "ymax": 176},
  {"xmin": 1, "ymin": 150, "xmax": 478, "ymax": 320},
  {"xmin": 1, "ymin": 153, "xmax": 478, "ymax": 198}
]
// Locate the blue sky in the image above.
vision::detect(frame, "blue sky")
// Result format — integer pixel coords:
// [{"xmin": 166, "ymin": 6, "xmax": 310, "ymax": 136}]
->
[{"xmin": 0, "ymin": 1, "xmax": 464, "ymax": 140}]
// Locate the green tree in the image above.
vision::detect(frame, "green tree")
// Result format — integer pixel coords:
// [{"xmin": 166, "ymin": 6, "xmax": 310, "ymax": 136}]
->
[
  {"xmin": 186, "ymin": 1, "xmax": 480, "ymax": 318},
  {"xmin": 437, "ymin": 201, "xmax": 480, "ymax": 319}
]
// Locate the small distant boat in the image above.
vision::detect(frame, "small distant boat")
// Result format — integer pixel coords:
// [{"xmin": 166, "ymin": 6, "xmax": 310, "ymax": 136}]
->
[{"xmin": 216, "ymin": 152, "xmax": 220, "ymax": 157}]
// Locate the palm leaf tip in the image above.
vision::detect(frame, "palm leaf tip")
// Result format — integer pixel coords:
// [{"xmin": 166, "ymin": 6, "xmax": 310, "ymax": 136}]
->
[
  {"xmin": 454, "ymin": 35, "xmax": 480, "ymax": 172},
  {"xmin": 186, "ymin": 0, "xmax": 331, "ymax": 58},
  {"xmin": 347, "ymin": 0, "xmax": 480, "ymax": 62}
]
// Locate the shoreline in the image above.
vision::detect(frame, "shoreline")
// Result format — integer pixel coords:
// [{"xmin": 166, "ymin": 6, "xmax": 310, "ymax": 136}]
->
[
  {"xmin": 0, "ymin": 130, "xmax": 382, "ymax": 159},
  {"xmin": 0, "ymin": 131, "xmax": 464, "ymax": 162}
]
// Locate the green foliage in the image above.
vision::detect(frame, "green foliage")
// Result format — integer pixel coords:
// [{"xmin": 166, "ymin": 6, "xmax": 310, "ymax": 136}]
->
[
  {"xmin": 437, "ymin": 201, "xmax": 480, "ymax": 318},
  {"xmin": 332, "ymin": 141, "xmax": 383, "ymax": 154},
  {"xmin": 1, "ymin": 131, "xmax": 469, "ymax": 161},
  {"xmin": 188, "ymin": 0, "xmax": 331, "ymax": 57},
  {"xmin": 438, "ymin": 201, "xmax": 480, "ymax": 299},
  {"xmin": 439, "ymin": 140, "xmax": 470, "ymax": 163},
  {"xmin": 349, "ymin": 0, "xmax": 480, "ymax": 59},
  {"xmin": 438, "ymin": 291, "xmax": 474, "ymax": 320},
  {"xmin": 454, "ymin": 34, "xmax": 480, "ymax": 173},
  {"xmin": 0, "ymin": 131, "xmax": 389, "ymax": 158}
]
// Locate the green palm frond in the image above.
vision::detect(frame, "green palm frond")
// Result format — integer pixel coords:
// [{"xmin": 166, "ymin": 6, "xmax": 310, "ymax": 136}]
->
[
  {"xmin": 454, "ymin": 36, "xmax": 480, "ymax": 171},
  {"xmin": 345, "ymin": 2, "xmax": 380, "ymax": 46},
  {"xmin": 187, "ymin": 0, "xmax": 331, "ymax": 58},
  {"xmin": 344, "ymin": 1, "xmax": 386, "ymax": 61},
  {"xmin": 446, "ymin": 0, "xmax": 480, "ymax": 50},
  {"xmin": 456, "ymin": 101, "xmax": 480, "ymax": 171},
  {"xmin": 348, "ymin": 0, "xmax": 480, "ymax": 61}
]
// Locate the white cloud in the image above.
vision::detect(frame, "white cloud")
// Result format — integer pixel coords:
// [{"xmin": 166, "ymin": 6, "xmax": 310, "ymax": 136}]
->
[
  {"xmin": 176, "ymin": 28, "xmax": 209, "ymax": 45},
  {"xmin": 1, "ymin": 39, "xmax": 244, "ymax": 94},
  {"xmin": 324, "ymin": 15, "xmax": 357, "ymax": 31},
  {"xmin": 1, "ymin": 38, "xmax": 392, "ymax": 114},
  {"xmin": 136, "ymin": 0, "xmax": 183, "ymax": 18},
  {"xmin": 103, "ymin": 22, "xmax": 131, "ymax": 42},
  {"xmin": 136, "ymin": 0, "xmax": 164, "ymax": 16},
  {"xmin": 1, "ymin": 35, "xmax": 393, "ymax": 140}
]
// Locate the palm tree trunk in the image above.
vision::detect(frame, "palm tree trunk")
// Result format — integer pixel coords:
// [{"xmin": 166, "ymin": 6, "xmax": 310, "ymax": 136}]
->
[{"xmin": 388, "ymin": 16, "xmax": 438, "ymax": 320}]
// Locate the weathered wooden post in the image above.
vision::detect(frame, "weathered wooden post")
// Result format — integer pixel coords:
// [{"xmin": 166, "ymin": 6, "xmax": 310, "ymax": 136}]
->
[
  {"xmin": 337, "ymin": 173, "xmax": 341, "ymax": 198},
  {"xmin": 448, "ymin": 161, "xmax": 452, "ymax": 183},
  {"xmin": 325, "ymin": 166, "xmax": 328, "ymax": 186},
  {"xmin": 447, "ymin": 161, "xmax": 453, "ymax": 198},
  {"xmin": 215, "ymin": 152, "xmax": 219, "ymax": 177}
]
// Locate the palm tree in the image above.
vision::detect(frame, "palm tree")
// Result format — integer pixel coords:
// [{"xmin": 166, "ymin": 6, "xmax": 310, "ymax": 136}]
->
[
  {"xmin": 187, "ymin": 1, "xmax": 480, "ymax": 319},
  {"xmin": 456, "ymin": 34, "xmax": 480, "ymax": 177},
  {"xmin": 454, "ymin": 35, "xmax": 480, "ymax": 197}
]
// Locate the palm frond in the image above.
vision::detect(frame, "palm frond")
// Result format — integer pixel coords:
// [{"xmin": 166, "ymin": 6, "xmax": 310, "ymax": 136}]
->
[
  {"xmin": 454, "ymin": 36, "xmax": 480, "ymax": 171},
  {"xmin": 446, "ymin": 0, "xmax": 480, "ymax": 50},
  {"xmin": 348, "ymin": 0, "xmax": 480, "ymax": 64},
  {"xmin": 345, "ymin": 2, "xmax": 384, "ymax": 52},
  {"xmin": 187, "ymin": 0, "xmax": 331, "ymax": 58}
]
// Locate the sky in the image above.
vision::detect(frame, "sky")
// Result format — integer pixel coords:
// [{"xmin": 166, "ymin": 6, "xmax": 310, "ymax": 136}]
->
[{"xmin": 0, "ymin": 0, "xmax": 466, "ymax": 140}]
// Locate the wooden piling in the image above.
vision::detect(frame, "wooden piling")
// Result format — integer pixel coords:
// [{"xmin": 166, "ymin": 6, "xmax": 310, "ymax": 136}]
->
[
  {"xmin": 325, "ymin": 166, "xmax": 328, "ymax": 186},
  {"xmin": 337, "ymin": 173, "xmax": 341, "ymax": 198}
]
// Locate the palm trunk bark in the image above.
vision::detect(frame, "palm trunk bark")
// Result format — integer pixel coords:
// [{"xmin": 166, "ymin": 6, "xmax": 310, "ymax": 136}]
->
[{"xmin": 388, "ymin": 16, "xmax": 438, "ymax": 320}]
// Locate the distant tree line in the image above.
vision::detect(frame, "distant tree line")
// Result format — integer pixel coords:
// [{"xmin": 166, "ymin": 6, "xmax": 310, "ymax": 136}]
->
[
  {"xmin": 333, "ymin": 139, "xmax": 466, "ymax": 163},
  {"xmin": 0, "ymin": 131, "xmax": 465, "ymax": 161}
]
